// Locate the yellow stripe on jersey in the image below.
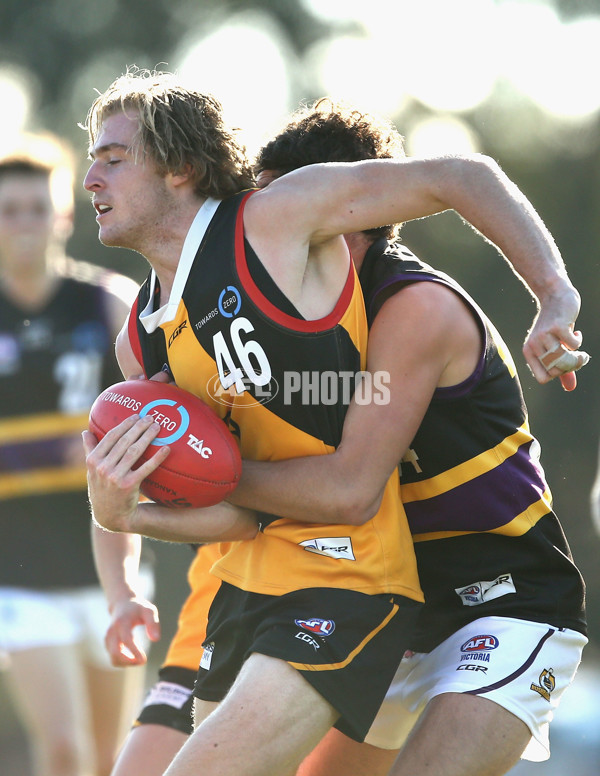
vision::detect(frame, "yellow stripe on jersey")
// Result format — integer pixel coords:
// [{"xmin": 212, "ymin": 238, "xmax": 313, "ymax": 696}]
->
[
  {"xmin": 412, "ymin": 487, "xmax": 554, "ymax": 543},
  {"xmin": 288, "ymin": 601, "xmax": 399, "ymax": 672},
  {"xmin": 0, "ymin": 412, "xmax": 89, "ymax": 445},
  {"xmin": 401, "ymin": 424, "xmax": 532, "ymax": 503},
  {"xmin": 488, "ymin": 320, "xmax": 517, "ymax": 378},
  {"xmin": 0, "ymin": 466, "xmax": 88, "ymax": 499}
]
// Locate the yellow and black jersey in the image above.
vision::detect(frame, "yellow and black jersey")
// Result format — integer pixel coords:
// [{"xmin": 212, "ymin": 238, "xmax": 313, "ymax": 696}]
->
[
  {"xmin": 360, "ymin": 239, "xmax": 586, "ymax": 651},
  {"xmin": 129, "ymin": 192, "xmax": 422, "ymax": 601},
  {"xmin": 0, "ymin": 275, "xmax": 124, "ymax": 589}
]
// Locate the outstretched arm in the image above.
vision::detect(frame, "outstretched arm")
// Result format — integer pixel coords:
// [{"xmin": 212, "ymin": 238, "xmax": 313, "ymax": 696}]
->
[{"xmin": 249, "ymin": 154, "xmax": 589, "ymax": 388}]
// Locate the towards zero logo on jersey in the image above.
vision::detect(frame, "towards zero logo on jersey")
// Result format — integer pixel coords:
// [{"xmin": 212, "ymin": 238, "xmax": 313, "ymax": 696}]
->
[
  {"xmin": 295, "ymin": 618, "xmax": 336, "ymax": 637},
  {"xmin": 218, "ymin": 285, "xmax": 241, "ymax": 317},
  {"xmin": 460, "ymin": 634, "xmax": 499, "ymax": 653}
]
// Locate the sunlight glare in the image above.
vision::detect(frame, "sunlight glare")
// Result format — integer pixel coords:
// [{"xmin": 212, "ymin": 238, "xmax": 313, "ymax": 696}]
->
[
  {"xmin": 176, "ymin": 13, "xmax": 293, "ymax": 157},
  {"xmin": 0, "ymin": 67, "xmax": 33, "ymax": 148},
  {"xmin": 406, "ymin": 116, "xmax": 480, "ymax": 157}
]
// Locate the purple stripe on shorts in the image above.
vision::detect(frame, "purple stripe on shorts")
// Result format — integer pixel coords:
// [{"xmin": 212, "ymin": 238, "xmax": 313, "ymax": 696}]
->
[{"xmin": 464, "ymin": 628, "xmax": 554, "ymax": 695}]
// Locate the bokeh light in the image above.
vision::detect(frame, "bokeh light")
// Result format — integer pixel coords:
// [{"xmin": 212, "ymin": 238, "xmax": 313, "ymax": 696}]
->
[
  {"xmin": 175, "ymin": 11, "xmax": 296, "ymax": 157},
  {"xmin": 0, "ymin": 66, "xmax": 36, "ymax": 149},
  {"xmin": 406, "ymin": 115, "xmax": 481, "ymax": 157}
]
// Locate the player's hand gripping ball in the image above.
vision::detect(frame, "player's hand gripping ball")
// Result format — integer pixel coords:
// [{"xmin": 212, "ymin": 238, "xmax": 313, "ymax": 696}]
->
[{"xmin": 89, "ymin": 380, "xmax": 241, "ymax": 508}]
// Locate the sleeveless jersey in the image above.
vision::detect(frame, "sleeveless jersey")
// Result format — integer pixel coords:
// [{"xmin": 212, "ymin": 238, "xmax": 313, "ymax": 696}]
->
[
  {"xmin": 0, "ymin": 272, "xmax": 125, "ymax": 588},
  {"xmin": 360, "ymin": 239, "xmax": 587, "ymax": 651},
  {"xmin": 129, "ymin": 191, "xmax": 422, "ymax": 601}
]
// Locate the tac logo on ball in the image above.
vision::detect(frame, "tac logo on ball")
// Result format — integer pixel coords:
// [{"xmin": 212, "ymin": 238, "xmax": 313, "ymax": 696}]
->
[{"xmin": 139, "ymin": 398, "xmax": 190, "ymax": 446}]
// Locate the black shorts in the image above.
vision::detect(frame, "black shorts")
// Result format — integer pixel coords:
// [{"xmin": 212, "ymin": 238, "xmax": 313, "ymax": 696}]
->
[
  {"xmin": 194, "ymin": 582, "xmax": 421, "ymax": 742},
  {"xmin": 135, "ymin": 665, "xmax": 196, "ymax": 735}
]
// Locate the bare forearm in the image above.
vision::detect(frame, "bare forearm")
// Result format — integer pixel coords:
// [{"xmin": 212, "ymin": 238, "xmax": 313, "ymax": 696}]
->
[
  {"xmin": 124, "ymin": 501, "xmax": 259, "ymax": 543},
  {"xmin": 437, "ymin": 155, "xmax": 571, "ymax": 298},
  {"xmin": 91, "ymin": 523, "xmax": 143, "ymax": 611},
  {"xmin": 230, "ymin": 454, "xmax": 384, "ymax": 526}
]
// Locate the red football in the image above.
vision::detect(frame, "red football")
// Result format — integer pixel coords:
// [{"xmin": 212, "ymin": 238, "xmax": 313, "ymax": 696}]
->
[{"xmin": 89, "ymin": 380, "xmax": 241, "ymax": 508}]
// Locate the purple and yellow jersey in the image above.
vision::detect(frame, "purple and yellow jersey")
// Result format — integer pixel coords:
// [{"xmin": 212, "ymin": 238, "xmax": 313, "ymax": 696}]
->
[
  {"xmin": 0, "ymin": 273, "xmax": 125, "ymax": 588},
  {"xmin": 360, "ymin": 240, "xmax": 586, "ymax": 650}
]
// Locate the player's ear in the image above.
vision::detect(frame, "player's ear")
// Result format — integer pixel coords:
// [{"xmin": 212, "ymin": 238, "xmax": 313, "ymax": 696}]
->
[{"xmin": 169, "ymin": 163, "xmax": 193, "ymax": 188}]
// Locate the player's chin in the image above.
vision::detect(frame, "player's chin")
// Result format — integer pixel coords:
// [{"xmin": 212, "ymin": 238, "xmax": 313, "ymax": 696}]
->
[{"xmin": 98, "ymin": 227, "xmax": 125, "ymax": 248}]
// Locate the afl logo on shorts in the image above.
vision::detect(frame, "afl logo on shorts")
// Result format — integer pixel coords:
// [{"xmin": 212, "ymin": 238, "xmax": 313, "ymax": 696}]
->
[
  {"xmin": 461, "ymin": 634, "xmax": 499, "ymax": 653},
  {"xmin": 295, "ymin": 618, "xmax": 336, "ymax": 637}
]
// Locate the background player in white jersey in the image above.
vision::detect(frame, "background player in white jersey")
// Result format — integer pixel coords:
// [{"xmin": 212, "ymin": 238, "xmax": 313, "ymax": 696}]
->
[{"xmin": 0, "ymin": 132, "xmax": 155, "ymax": 776}]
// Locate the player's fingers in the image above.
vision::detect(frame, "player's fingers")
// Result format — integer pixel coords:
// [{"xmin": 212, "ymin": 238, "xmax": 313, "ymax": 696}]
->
[
  {"xmin": 141, "ymin": 607, "xmax": 162, "ymax": 642},
  {"xmin": 131, "ymin": 445, "xmax": 171, "ymax": 481},
  {"xmin": 559, "ymin": 372, "xmax": 577, "ymax": 392},
  {"xmin": 105, "ymin": 626, "xmax": 138, "ymax": 666},
  {"xmin": 114, "ymin": 623, "xmax": 148, "ymax": 665},
  {"xmin": 98, "ymin": 415, "xmax": 158, "ymax": 470},
  {"xmin": 148, "ymin": 370, "xmax": 173, "ymax": 384},
  {"xmin": 539, "ymin": 344, "xmax": 590, "ymax": 373},
  {"xmin": 525, "ymin": 356, "xmax": 552, "ymax": 385},
  {"xmin": 82, "ymin": 429, "xmax": 99, "ymax": 455}
]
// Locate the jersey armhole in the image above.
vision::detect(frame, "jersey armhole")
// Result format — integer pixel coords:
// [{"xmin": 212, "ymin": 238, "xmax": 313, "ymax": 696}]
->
[{"xmin": 127, "ymin": 297, "xmax": 145, "ymax": 375}]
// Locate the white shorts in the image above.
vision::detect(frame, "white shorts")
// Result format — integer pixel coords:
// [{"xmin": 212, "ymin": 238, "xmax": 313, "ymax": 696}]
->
[
  {"xmin": 0, "ymin": 567, "xmax": 154, "ymax": 669},
  {"xmin": 365, "ymin": 616, "xmax": 587, "ymax": 762}
]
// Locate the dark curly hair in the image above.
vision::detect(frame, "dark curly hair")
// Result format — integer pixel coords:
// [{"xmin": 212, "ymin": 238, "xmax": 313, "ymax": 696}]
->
[{"xmin": 255, "ymin": 98, "xmax": 406, "ymax": 240}]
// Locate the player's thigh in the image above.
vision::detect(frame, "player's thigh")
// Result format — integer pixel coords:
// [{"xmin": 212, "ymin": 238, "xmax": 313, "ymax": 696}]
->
[
  {"xmin": 297, "ymin": 729, "xmax": 399, "ymax": 776},
  {"xmin": 169, "ymin": 653, "xmax": 338, "ymax": 776},
  {"xmin": 391, "ymin": 692, "xmax": 530, "ymax": 776},
  {"xmin": 110, "ymin": 723, "xmax": 189, "ymax": 776},
  {"xmin": 6, "ymin": 643, "xmax": 92, "ymax": 752}
]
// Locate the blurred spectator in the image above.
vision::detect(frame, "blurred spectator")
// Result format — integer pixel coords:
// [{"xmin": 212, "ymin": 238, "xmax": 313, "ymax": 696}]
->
[{"xmin": 0, "ymin": 131, "xmax": 154, "ymax": 776}]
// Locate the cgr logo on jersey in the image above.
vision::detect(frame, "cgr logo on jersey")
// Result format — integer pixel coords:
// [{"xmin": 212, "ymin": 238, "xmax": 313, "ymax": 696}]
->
[
  {"xmin": 295, "ymin": 618, "xmax": 336, "ymax": 637},
  {"xmin": 530, "ymin": 668, "xmax": 555, "ymax": 702},
  {"xmin": 461, "ymin": 635, "xmax": 499, "ymax": 653},
  {"xmin": 455, "ymin": 573, "xmax": 516, "ymax": 607},
  {"xmin": 299, "ymin": 537, "xmax": 356, "ymax": 560},
  {"xmin": 168, "ymin": 321, "xmax": 187, "ymax": 347}
]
